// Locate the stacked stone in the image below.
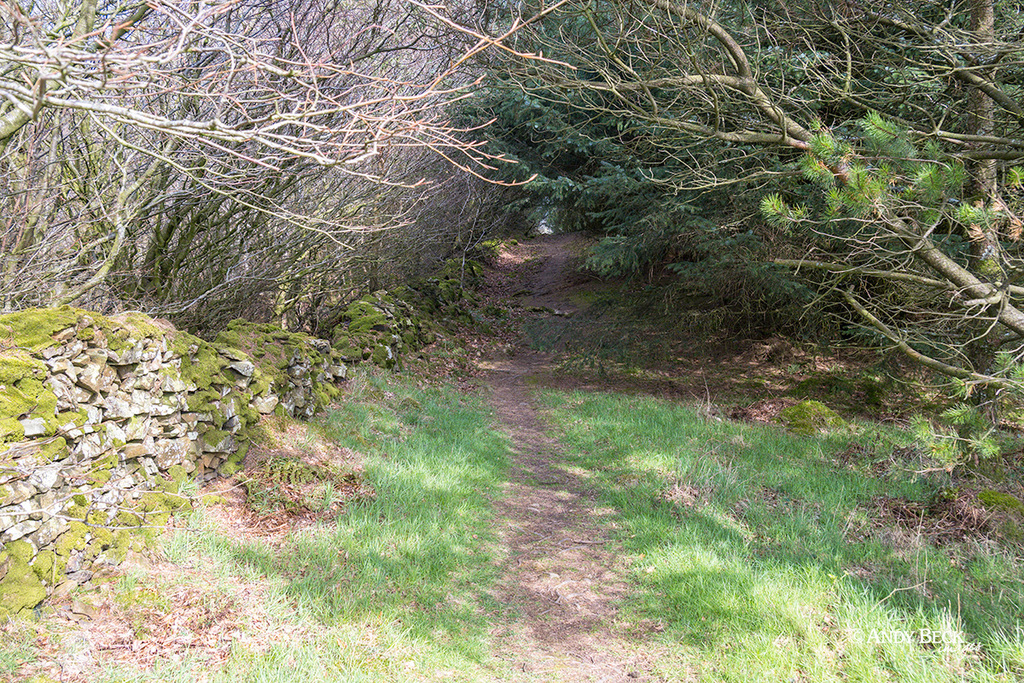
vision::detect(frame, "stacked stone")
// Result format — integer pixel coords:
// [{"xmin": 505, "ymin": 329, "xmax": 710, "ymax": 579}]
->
[
  {"xmin": 0, "ymin": 308, "xmax": 346, "ymax": 617},
  {"xmin": 331, "ymin": 290, "xmax": 436, "ymax": 369},
  {"xmin": 274, "ymin": 343, "xmax": 347, "ymax": 420}
]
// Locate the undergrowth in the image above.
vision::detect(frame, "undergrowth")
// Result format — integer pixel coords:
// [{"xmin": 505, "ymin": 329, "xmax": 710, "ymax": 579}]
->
[{"xmin": 241, "ymin": 456, "xmax": 364, "ymax": 517}]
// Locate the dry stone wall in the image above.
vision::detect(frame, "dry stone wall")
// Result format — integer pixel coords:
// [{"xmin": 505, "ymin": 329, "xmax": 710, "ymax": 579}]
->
[
  {"xmin": 0, "ymin": 308, "xmax": 347, "ymax": 618},
  {"xmin": 331, "ymin": 289, "xmax": 437, "ymax": 370}
]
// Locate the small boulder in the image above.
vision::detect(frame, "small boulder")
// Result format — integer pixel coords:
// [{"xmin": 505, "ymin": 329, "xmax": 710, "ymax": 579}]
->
[{"xmin": 778, "ymin": 400, "xmax": 846, "ymax": 435}]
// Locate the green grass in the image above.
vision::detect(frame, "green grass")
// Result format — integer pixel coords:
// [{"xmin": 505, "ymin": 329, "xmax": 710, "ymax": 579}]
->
[
  {"xmin": 12, "ymin": 368, "xmax": 1024, "ymax": 682},
  {"xmin": 538, "ymin": 389, "xmax": 1024, "ymax": 682},
  {"xmin": 0, "ymin": 621, "xmax": 37, "ymax": 677},
  {"xmin": 101, "ymin": 369, "xmax": 514, "ymax": 682}
]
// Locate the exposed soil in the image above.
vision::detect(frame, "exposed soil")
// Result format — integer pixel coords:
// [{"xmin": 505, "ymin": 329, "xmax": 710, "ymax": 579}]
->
[{"xmin": 480, "ymin": 234, "xmax": 667, "ymax": 681}]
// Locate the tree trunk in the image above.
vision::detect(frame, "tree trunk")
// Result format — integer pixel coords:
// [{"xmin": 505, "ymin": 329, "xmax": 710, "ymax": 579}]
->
[{"xmin": 966, "ymin": 0, "xmax": 1002, "ymax": 425}]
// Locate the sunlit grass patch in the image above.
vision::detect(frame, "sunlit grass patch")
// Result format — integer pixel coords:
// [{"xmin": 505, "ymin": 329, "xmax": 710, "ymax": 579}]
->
[
  {"xmin": 539, "ymin": 388, "xmax": 1024, "ymax": 682},
  {"xmin": 44, "ymin": 368, "xmax": 514, "ymax": 682}
]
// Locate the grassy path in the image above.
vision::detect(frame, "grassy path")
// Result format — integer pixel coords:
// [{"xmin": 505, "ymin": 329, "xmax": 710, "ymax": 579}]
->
[
  {"xmin": 482, "ymin": 350, "xmax": 648, "ymax": 681},
  {"xmin": 4, "ymin": 235, "xmax": 1023, "ymax": 682},
  {"xmin": 476, "ymin": 235, "xmax": 1024, "ymax": 682}
]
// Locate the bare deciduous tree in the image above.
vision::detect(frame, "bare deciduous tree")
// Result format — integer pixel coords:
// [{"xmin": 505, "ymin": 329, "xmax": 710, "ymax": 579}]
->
[{"xmin": 0, "ymin": 0, "xmax": 522, "ymax": 324}]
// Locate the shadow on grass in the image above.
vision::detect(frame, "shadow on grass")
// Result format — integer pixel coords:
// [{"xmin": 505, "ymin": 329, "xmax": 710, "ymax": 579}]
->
[
  {"xmin": 539, "ymin": 389, "xmax": 1024, "ymax": 679},
  {"xmin": 212, "ymin": 378, "xmax": 512, "ymax": 661}
]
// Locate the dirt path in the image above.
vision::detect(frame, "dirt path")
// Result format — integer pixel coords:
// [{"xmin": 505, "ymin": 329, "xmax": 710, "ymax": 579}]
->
[{"xmin": 480, "ymin": 235, "xmax": 662, "ymax": 682}]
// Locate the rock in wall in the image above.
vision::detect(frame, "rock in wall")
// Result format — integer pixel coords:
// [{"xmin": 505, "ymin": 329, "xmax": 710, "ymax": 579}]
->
[{"xmin": 0, "ymin": 308, "xmax": 346, "ymax": 618}]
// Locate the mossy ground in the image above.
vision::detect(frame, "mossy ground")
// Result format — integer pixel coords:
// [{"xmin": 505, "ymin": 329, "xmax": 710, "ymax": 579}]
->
[{"xmin": 977, "ymin": 489, "xmax": 1024, "ymax": 543}]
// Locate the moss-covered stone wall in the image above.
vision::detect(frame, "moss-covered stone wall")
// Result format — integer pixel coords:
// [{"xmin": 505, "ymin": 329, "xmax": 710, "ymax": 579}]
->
[
  {"xmin": 0, "ymin": 307, "xmax": 346, "ymax": 618},
  {"xmin": 331, "ymin": 290, "xmax": 436, "ymax": 370}
]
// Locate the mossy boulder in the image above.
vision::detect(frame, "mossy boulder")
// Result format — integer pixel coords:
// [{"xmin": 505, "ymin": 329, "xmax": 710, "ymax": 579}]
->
[
  {"xmin": 331, "ymin": 290, "xmax": 434, "ymax": 369},
  {"xmin": 344, "ymin": 300, "xmax": 391, "ymax": 335},
  {"xmin": 31, "ymin": 550, "xmax": 55, "ymax": 583},
  {"xmin": 439, "ymin": 258, "xmax": 483, "ymax": 287},
  {"xmin": 0, "ymin": 351, "xmax": 47, "ymax": 386},
  {"xmin": 0, "ymin": 307, "xmax": 82, "ymax": 352},
  {"xmin": 778, "ymin": 400, "xmax": 847, "ymax": 435},
  {"xmin": 215, "ymin": 319, "xmax": 341, "ymax": 415}
]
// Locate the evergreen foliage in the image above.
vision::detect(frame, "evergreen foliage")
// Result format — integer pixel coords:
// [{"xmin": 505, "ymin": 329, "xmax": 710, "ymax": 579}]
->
[
  {"xmin": 467, "ymin": 62, "xmax": 819, "ymax": 336},
  {"xmin": 469, "ymin": 0, "xmax": 1024, "ymax": 439}
]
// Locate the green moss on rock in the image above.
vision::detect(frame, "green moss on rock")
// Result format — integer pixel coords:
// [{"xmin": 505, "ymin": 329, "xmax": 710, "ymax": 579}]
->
[
  {"xmin": 216, "ymin": 320, "xmax": 320, "ymax": 381},
  {"xmin": 6, "ymin": 539, "xmax": 33, "ymax": 563},
  {"xmin": 31, "ymin": 550, "xmax": 55, "ymax": 583},
  {"xmin": 110, "ymin": 530, "xmax": 132, "ymax": 562},
  {"xmin": 344, "ymin": 301, "xmax": 390, "ymax": 335},
  {"xmin": 38, "ymin": 437, "xmax": 68, "ymax": 462},
  {"xmin": 202, "ymin": 429, "xmax": 229, "ymax": 448},
  {"xmin": 0, "ymin": 542, "xmax": 47, "ymax": 619},
  {"xmin": 168, "ymin": 465, "xmax": 188, "ymax": 485},
  {"xmin": 114, "ymin": 511, "xmax": 142, "ymax": 527},
  {"xmin": 778, "ymin": 400, "xmax": 847, "ymax": 435},
  {"xmin": 139, "ymin": 490, "xmax": 189, "ymax": 513},
  {"xmin": 331, "ymin": 290, "xmax": 433, "ymax": 369},
  {"xmin": 108, "ymin": 311, "xmax": 168, "ymax": 341},
  {"xmin": 0, "ymin": 416, "xmax": 25, "ymax": 443},
  {"xmin": 0, "ymin": 307, "xmax": 82, "ymax": 352},
  {"xmin": 0, "ymin": 351, "xmax": 46, "ymax": 386},
  {"xmin": 218, "ymin": 452, "xmax": 243, "ymax": 477},
  {"xmin": 371, "ymin": 344, "xmax": 395, "ymax": 369},
  {"xmin": 56, "ymin": 408, "xmax": 89, "ymax": 429},
  {"xmin": 54, "ymin": 522, "xmax": 89, "ymax": 558},
  {"xmin": 143, "ymin": 512, "xmax": 172, "ymax": 529},
  {"xmin": 85, "ymin": 510, "xmax": 110, "ymax": 526},
  {"xmin": 177, "ymin": 340, "xmax": 230, "ymax": 392},
  {"xmin": 1, "ymin": 377, "xmax": 60, "ymax": 439},
  {"xmin": 0, "ymin": 385, "xmax": 36, "ymax": 420},
  {"xmin": 93, "ymin": 453, "xmax": 118, "ymax": 470},
  {"xmin": 89, "ymin": 525, "xmax": 114, "ymax": 548}
]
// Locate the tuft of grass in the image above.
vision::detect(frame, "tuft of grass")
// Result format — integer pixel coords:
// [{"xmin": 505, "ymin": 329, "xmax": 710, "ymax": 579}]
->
[
  {"xmin": 539, "ymin": 388, "xmax": 1024, "ymax": 682},
  {"xmin": 0, "ymin": 621, "xmax": 37, "ymax": 677}
]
